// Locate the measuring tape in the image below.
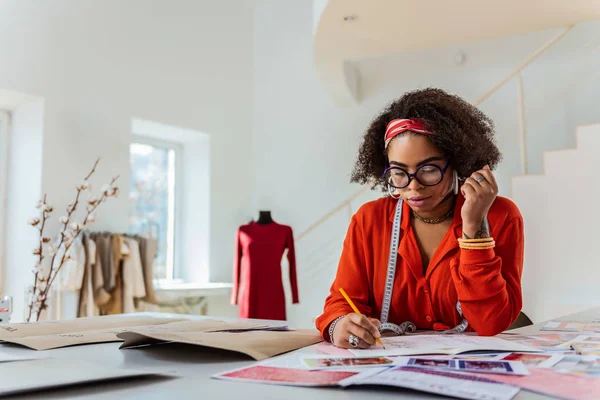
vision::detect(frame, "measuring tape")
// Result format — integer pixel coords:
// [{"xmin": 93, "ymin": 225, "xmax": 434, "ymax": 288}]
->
[{"xmin": 379, "ymin": 198, "xmax": 469, "ymax": 336}]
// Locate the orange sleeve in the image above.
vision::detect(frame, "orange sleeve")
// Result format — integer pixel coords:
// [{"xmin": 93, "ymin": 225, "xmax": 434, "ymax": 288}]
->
[
  {"xmin": 230, "ymin": 228, "xmax": 242, "ymax": 305},
  {"xmin": 450, "ymin": 216, "xmax": 524, "ymax": 336},
  {"xmin": 315, "ymin": 215, "xmax": 373, "ymax": 341}
]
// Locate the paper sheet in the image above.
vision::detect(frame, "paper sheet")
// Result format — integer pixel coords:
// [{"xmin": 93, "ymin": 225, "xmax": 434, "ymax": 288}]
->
[
  {"xmin": 0, "ymin": 358, "xmax": 160, "ymax": 397},
  {"xmin": 301, "ymin": 355, "xmax": 397, "ymax": 370},
  {"xmin": 541, "ymin": 321, "xmax": 600, "ymax": 333},
  {"xmin": 340, "ymin": 366, "xmax": 520, "ymax": 400},
  {"xmin": 349, "ymin": 334, "xmax": 538, "ymax": 357},
  {"xmin": 551, "ymin": 354, "xmax": 600, "ymax": 377},
  {"xmin": 476, "ymin": 366, "xmax": 600, "ymax": 400},
  {"xmin": 0, "ymin": 315, "xmax": 189, "ymax": 350},
  {"xmin": 118, "ymin": 321, "xmax": 323, "ymax": 360},
  {"xmin": 0, "ymin": 315, "xmax": 183, "ymax": 339},
  {"xmin": 498, "ymin": 332, "xmax": 581, "ymax": 351},
  {"xmin": 213, "ymin": 364, "xmax": 373, "ymax": 387},
  {"xmin": 260, "ymin": 354, "xmax": 309, "ymax": 369},
  {"xmin": 310, "ymin": 342, "xmax": 354, "ymax": 357},
  {"xmin": 498, "ymin": 352, "xmax": 563, "ymax": 368}
]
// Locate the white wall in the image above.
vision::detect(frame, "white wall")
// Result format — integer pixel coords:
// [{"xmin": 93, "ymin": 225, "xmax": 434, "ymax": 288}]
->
[
  {"xmin": 4, "ymin": 99, "xmax": 45, "ymax": 321},
  {"xmin": 0, "ymin": 0, "xmax": 255, "ymax": 314},
  {"xmin": 181, "ymin": 136, "xmax": 211, "ymax": 283},
  {"xmin": 0, "ymin": 110, "xmax": 8, "ymax": 293}
]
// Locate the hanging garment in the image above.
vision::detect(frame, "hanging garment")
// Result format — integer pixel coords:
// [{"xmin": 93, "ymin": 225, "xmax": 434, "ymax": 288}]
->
[
  {"xmin": 122, "ymin": 237, "xmax": 147, "ymax": 313},
  {"xmin": 91, "ymin": 233, "xmax": 125, "ymax": 315},
  {"xmin": 231, "ymin": 222, "xmax": 299, "ymax": 320},
  {"xmin": 56, "ymin": 235, "xmax": 86, "ymax": 292},
  {"xmin": 78, "ymin": 234, "xmax": 107, "ymax": 317},
  {"xmin": 126, "ymin": 234, "xmax": 159, "ymax": 306}
]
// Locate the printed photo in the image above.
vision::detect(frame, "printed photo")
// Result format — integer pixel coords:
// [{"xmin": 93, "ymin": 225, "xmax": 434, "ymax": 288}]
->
[
  {"xmin": 303, "ymin": 356, "xmax": 394, "ymax": 369},
  {"xmin": 409, "ymin": 358, "xmax": 455, "ymax": 368},
  {"xmin": 459, "ymin": 360, "xmax": 513, "ymax": 373},
  {"xmin": 553, "ymin": 355, "xmax": 600, "ymax": 377},
  {"xmin": 501, "ymin": 353, "xmax": 552, "ymax": 366},
  {"xmin": 218, "ymin": 365, "xmax": 359, "ymax": 386}
]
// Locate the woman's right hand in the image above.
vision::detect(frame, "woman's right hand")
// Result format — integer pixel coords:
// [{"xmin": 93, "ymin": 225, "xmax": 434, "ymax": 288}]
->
[{"xmin": 332, "ymin": 314, "xmax": 381, "ymax": 349}]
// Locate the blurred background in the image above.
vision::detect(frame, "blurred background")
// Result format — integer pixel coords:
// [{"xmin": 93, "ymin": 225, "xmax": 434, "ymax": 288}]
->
[{"xmin": 0, "ymin": 0, "xmax": 599, "ymax": 326}]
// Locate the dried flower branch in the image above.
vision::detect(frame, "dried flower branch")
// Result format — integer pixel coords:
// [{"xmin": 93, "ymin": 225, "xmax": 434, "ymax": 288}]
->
[{"xmin": 27, "ymin": 158, "xmax": 119, "ymax": 322}]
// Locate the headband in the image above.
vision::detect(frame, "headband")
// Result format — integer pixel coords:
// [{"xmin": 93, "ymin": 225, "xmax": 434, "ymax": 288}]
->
[{"xmin": 384, "ymin": 118, "xmax": 431, "ymax": 148}]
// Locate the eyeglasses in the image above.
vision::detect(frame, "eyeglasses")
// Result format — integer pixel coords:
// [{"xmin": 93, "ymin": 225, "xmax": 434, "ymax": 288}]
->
[{"xmin": 383, "ymin": 161, "xmax": 450, "ymax": 189}]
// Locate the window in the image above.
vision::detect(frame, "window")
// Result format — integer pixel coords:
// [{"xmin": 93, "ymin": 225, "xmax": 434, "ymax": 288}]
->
[
  {"xmin": 129, "ymin": 137, "xmax": 181, "ymax": 282},
  {"xmin": 0, "ymin": 111, "xmax": 8, "ymax": 283}
]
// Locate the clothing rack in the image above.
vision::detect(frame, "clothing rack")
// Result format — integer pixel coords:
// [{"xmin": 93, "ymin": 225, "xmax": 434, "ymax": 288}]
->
[{"xmin": 50, "ymin": 231, "xmax": 159, "ymax": 320}]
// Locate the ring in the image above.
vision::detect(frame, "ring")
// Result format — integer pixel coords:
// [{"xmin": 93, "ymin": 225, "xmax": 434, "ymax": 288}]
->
[
  {"xmin": 475, "ymin": 175, "xmax": 486, "ymax": 183},
  {"xmin": 348, "ymin": 334, "xmax": 360, "ymax": 348}
]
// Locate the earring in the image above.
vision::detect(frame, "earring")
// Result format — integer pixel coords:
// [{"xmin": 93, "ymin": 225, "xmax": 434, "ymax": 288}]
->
[
  {"xmin": 453, "ymin": 170, "xmax": 459, "ymax": 195},
  {"xmin": 388, "ymin": 184, "xmax": 401, "ymax": 199}
]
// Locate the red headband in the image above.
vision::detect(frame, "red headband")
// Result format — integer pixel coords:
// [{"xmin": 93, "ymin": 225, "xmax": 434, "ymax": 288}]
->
[{"xmin": 384, "ymin": 118, "xmax": 431, "ymax": 148}]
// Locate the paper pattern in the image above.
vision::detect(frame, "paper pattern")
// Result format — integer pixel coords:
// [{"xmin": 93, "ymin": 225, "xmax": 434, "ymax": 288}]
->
[
  {"xmin": 0, "ymin": 315, "xmax": 187, "ymax": 350},
  {"xmin": 118, "ymin": 320, "xmax": 323, "ymax": 360}
]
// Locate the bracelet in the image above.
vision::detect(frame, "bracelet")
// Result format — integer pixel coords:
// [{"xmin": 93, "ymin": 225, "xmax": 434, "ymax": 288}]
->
[
  {"xmin": 459, "ymin": 241, "xmax": 496, "ymax": 247},
  {"xmin": 457, "ymin": 238, "xmax": 494, "ymax": 243},
  {"xmin": 458, "ymin": 237, "xmax": 495, "ymax": 250},
  {"xmin": 328, "ymin": 315, "xmax": 346, "ymax": 346},
  {"xmin": 460, "ymin": 243, "xmax": 495, "ymax": 250}
]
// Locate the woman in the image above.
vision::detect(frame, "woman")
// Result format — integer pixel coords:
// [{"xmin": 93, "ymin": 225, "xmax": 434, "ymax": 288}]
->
[{"xmin": 315, "ymin": 88, "xmax": 524, "ymax": 349}]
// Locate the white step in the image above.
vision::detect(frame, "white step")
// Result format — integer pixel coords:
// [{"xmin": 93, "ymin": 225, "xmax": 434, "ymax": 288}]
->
[
  {"xmin": 512, "ymin": 125, "xmax": 600, "ymax": 322},
  {"xmin": 576, "ymin": 124, "xmax": 600, "ymax": 153},
  {"xmin": 542, "ymin": 149, "xmax": 578, "ymax": 177}
]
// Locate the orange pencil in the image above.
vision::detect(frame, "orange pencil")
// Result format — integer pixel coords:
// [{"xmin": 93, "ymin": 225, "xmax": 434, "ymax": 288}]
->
[{"xmin": 339, "ymin": 288, "xmax": 384, "ymax": 348}]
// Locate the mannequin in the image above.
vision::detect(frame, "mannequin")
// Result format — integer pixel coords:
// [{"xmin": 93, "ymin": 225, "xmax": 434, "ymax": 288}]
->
[
  {"xmin": 257, "ymin": 210, "xmax": 274, "ymax": 225},
  {"xmin": 231, "ymin": 210, "xmax": 299, "ymax": 320}
]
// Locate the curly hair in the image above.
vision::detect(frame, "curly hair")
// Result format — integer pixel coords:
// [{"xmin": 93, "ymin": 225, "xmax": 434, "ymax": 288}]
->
[{"xmin": 351, "ymin": 88, "xmax": 501, "ymax": 190}]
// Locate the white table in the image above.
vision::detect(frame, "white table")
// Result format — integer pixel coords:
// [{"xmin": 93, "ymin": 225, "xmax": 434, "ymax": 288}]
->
[
  {"xmin": 153, "ymin": 282, "xmax": 233, "ymax": 315},
  {"xmin": 1, "ymin": 309, "xmax": 598, "ymax": 399}
]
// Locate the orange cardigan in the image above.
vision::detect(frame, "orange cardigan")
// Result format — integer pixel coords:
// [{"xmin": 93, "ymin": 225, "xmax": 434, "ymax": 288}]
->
[{"xmin": 315, "ymin": 194, "xmax": 524, "ymax": 340}]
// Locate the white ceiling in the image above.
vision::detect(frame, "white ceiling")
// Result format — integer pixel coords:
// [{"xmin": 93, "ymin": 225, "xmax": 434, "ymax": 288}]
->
[{"xmin": 314, "ymin": 0, "xmax": 600, "ymax": 105}]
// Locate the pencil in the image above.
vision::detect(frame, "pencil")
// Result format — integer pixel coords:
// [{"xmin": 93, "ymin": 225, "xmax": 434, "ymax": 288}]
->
[{"xmin": 339, "ymin": 287, "xmax": 384, "ymax": 348}]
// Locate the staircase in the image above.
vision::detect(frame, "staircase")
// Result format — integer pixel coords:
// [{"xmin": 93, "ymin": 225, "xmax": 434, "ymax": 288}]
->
[{"xmin": 513, "ymin": 124, "xmax": 600, "ymax": 323}]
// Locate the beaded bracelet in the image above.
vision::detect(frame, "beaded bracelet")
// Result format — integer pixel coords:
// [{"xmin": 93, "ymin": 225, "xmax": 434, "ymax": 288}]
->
[{"xmin": 328, "ymin": 315, "xmax": 346, "ymax": 347}]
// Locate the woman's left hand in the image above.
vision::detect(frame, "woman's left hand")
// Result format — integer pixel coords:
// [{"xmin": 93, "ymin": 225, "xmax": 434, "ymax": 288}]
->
[{"xmin": 460, "ymin": 165, "xmax": 498, "ymax": 238}]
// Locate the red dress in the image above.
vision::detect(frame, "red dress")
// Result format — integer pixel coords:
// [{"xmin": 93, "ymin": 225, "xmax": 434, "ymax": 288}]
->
[{"xmin": 231, "ymin": 222, "xmax": 299, "ymax": 320}]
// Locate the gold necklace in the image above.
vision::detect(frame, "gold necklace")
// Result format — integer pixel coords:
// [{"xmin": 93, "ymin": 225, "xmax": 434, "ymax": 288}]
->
[{"xmin": 412, "ymin": 208, "xmax": 454, "ymax": 224}]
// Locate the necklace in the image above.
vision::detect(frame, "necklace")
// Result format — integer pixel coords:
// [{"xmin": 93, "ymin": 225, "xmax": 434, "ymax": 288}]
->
[{"xmin": 412, "ymin": 208, "xmax": 454, "ymax": 224}]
